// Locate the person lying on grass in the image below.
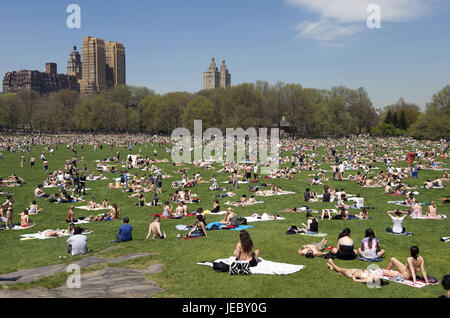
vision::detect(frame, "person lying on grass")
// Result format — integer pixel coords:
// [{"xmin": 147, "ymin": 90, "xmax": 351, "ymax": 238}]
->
[
  {"xmin": 234, "ymin": 230, "xmax": 260, "ymax": 267},
  {"xmin": 146, "ymin": 215, "xmax": 166, "ymax": 239},
  {"xmin": 382, "ymin": 246, "xmax": 429, "ymax": 286},
  {"xmin": 327, "ymin": 259, "xmax": 384, "ymax": 284},
  {"xmin": 298, "ymin": 237, "xmax": 328, "ymax": 258},
  {"xmin": 187, "ymin": 214, "xmax": 208, "ymax": 238}
]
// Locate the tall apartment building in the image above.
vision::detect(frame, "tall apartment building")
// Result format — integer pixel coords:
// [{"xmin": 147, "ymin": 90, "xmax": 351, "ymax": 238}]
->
[
  {"xmin": 105, "ymin": 41, "xmax": 126, "ymax": 88},
  {"xmin": 2, "ymin": 63, "xmax": 80, "ymax": 95},
  {"xmin": 203, "ymin": 57, "xmax": 231, "ymax": 90},
  {"xmin": 80, "ymin": 36, "xmax": 107, "ymax": 94},
  {"xmin": 219, "ymin": 59, "xmax": 231, "ymax": 88},
  {"xmin": 67, "ymin": 46, "xmax": 82, "ymax": 80}
]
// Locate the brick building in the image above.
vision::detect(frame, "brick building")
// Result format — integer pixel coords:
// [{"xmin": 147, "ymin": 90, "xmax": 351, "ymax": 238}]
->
[{"xmin": 2, "ymin": 63, "xmax": 80, "ymax": 95}]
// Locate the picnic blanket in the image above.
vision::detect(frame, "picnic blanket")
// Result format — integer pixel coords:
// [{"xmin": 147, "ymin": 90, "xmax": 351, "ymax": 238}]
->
[
  {"xmin": 244, "ymin": 214, "xmax": 285, "ymax": 223},
  {"xmin": 20, "ymin": 230, "xmax": 93, "ymax": 240},
  {"xmin": 381, "ymin": 270, "xmax": 439, "ymax": 288},
  {"xmin": 224, "ymin": 201, "xmax": 264, "ymax": 207},
  {"xmin": 205, "ymin": 211, "xmax": 227, "ymax": 216},
  {"xmin": 411, "ymin": 215, "xmax": 447, "ymax": 220},
  {"xmin": 75, "ymin": 205, "xmax": 112, "ymax": 211},
  {"xmin": 197, "ymin": 257, "xmax": 305, "ymax": 275},
  {"xmin": 254, "ymin": 191, "xmax": 296, "ymax": 197},
  {"xmin": 300, "ymin": 232, "xmax": 328, "ymax": 237},
  {"xmin": 206, "ymin": 222, "xmax": 254, "ymax": 231},
  {"xmin": 12, "ymin": 224, "xmax": 35, "ymax": 231},
  {"xmin": 150, "ymin": 213, "xmax": 196, "ymax": 219},
  {"xmin": 387, "ymin": 201, "xmax": 413, "ymax": 207}
]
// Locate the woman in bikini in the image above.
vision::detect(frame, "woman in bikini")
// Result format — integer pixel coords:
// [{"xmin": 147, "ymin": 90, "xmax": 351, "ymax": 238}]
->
[
  {"xmin": 327, "ymin": 259, "xmax": 384, "ymax": 284},
  {"xmin": 426, "ymin": 201, "xmax": 438, "ymax": 218},
  {"xmin": 382, "ymin": 246, "xmax": 429, "ymax": 286},
  {"xmin": 234, "ymin": 230, "xmax": 260, "ymax": 267},
  {"xmin": 20, "ymin": 210, "xmax": 34, "ymax": 227}
]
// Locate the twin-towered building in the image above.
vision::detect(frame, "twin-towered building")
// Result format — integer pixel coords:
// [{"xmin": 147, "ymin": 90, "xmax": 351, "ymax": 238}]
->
[
  {"xmin": 2, "ymin": 36, "xmax": 126, "ymax": 95},
  {"xmin": 203, "ymin": 57, "xmax": 231, "ymax": 90},
  {"xmin": 79, "ymin": 36, "xmax": 126, "ymax": 94}
]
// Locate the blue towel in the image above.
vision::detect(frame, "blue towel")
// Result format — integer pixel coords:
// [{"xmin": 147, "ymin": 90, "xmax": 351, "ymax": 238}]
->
[{"xmin": 206, "ymin": 222, "xmax": 254, "ymax": 231}]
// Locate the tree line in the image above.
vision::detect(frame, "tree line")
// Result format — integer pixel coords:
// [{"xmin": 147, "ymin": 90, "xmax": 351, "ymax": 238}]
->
[{"xmin": 0, "ymin": 82, "xmax": 448, "ymax": 139}]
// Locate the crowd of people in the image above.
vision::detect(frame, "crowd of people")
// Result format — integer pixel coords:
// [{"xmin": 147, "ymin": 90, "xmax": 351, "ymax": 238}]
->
[{"xmin": 0, "ymin": 133, "xmax": 448, "ymax": 296}]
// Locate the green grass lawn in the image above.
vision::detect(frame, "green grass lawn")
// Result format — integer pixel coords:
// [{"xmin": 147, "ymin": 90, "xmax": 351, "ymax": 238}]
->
[{"xmin": 0, "ymin": 140, "xmax": 448, "ymax": 298}]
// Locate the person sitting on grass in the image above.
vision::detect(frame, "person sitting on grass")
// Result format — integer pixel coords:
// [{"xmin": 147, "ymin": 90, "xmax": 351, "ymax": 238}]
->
[
  {"xmin": 326, "ymin": 259, "xmax": 384, "ymax": 284},
  {"xmin": 66, "ymin": 206, "xmax": 76, "ymax": 223},
  {"xmin": 298, "ymin": 237, "xmax": 328, "ymax": 258},
  {"xmin": 162, "ymin": 201, "xmax": 173, "ymax": 218},
  {"xmin": 220, "ymin": 208, "xmax": 239, "ymax": 228},
  {"xmin": 110, "ymin": 217, "xmax": 132, "ymax": 243},
  {"xmin": 332, "ymin": 207, "xmax": 349, "ymax": 220},
  {"xmin": 439, "ymin": 275, "xmax": 450, "ymax": 298},
  {"xmin": 386, "ymin": 209, "xmax": 410, "ymax": 234},
  {"xmin": 320, "ymin": 209, "xmax": 332, "ymax": 220},
  {"xmin": 67, "ymin": 227, "xmax": 88, "ymax": 256},
  {"xmin": 34, "ymin": 185, "xmax": 49, "ymax": 198},
  {"xmin": 298, "ymin": 212, "xmax": 319, "ymax": 234},
  {"xmin": 356, "ymin": 207, "xmax": 369, "ymax": 220},
  {"xmin": 426, "ymin": 201, "xmax": 438, "ymax": 218},
  {"xmin": 358, "ymin": 229, "xmax": 385, "ymax": 261},
  {"xmin": 381, "ymin": 246, "xmax": 429, "ymax": 286},
  {"xmin": 28, "ymin": 201, "xmax": 43, "ymax": 215},
  {"xmin": 411, "ymin": 201, "xmax": 423, "ymax": 217},
  {"xmin": 187, "ymin": 214, "xmax": 208, "ymax": 238},
  {"xmin": 234, "ymin": 230, "xmax": 260, "ymax": 267},
  {"xmin": 20, "ymin": 210, "xmax": 34, "ymax": 228},
  {"xmin": 330, "ymin": 228, "xmax": 358, "ymax": 260},
  {"xmin": 88, "ymin": 197, "xmax": 101, "ymax": 210},
  {"xmin": 146, "ymin": 215, "xmax": 166, "ymax": 240},
  {"xmin": 211, "ymin": 200, "xmax": 221, "ymax": 213}
]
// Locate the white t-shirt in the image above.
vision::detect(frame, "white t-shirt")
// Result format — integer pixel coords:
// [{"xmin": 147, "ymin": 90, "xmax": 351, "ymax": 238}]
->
[
  {"xmin": 67, "ymin": 235, "xmax": 88, "ymax": 256},
  {"xmin": 354, "ymin": 197, "xmax": 364, "ymax": 209},
  {"xmin": 391, "ymin": 216, "xmax": 405, "ymax": 234}
]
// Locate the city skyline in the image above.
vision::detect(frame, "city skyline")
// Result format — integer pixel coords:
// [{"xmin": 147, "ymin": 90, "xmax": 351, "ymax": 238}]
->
[{"xmin": 0, "ymin": 0, "xmax": 449, "ymax": 108}]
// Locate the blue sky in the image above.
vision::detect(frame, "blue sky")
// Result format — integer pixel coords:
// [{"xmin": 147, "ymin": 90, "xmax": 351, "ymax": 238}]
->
[{"xmin": 0, "ymin": 0, "xmax": 449, "ymax": 109}]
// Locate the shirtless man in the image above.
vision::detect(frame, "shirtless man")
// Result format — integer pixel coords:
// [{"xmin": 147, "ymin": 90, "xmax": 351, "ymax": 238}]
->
[
  {"xmin": 298, "ymin": 238, "xmax": 328, "ymax": 258},
  {"xmin": 66, "ymin": 206, "xmax": 75, "ymax": 223},
  {"xmin": 146, "ymin": 215, "xmax": 165, "ymax": 239}
]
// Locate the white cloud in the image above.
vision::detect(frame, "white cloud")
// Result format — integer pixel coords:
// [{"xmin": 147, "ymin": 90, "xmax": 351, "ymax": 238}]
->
[{"xmin": 286, "ymin": 0, "xmax": 441, "ymax": 42}]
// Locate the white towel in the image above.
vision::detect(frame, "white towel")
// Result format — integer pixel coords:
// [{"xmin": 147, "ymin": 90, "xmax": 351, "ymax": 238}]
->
[
  {"xmin": 197, "ymin": 257, "xmax": 304, "ymax": 275},
  {"xmin": 244, "ymin": 214, "xmax": 285, "ymax": 223},
  {"xmin": 300, "ymin": 232, "xmax": 327, "ymax": 237},
  {"xmin": 75, "ymin": 206, "xmax": 112, "ymax": 211},
  {"xmin": 411, "ymin": 215, "xmax": 447, "ymax": 220},
  {"xmin": 20, "ymin": 230, "xmax": 93, "ymax": 240}
]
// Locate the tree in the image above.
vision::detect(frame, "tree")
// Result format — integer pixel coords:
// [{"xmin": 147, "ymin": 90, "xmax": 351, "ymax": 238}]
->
[{"xmin": 182, "ymin": 96, "xmax": 216, "ymax": 130}]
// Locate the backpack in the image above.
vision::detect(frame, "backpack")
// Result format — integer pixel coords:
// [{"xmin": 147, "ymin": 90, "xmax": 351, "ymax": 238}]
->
[
  {"xmin": 213, "ymin": 261, "xmax": 230, "ymax": 272},
  {"xmin": 238, "ymin": 217, "xmax": 247, "ymax": 225},
  {"xmin": 286, "ymin": 225, "xmax": 301, "ymax": 235}
]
